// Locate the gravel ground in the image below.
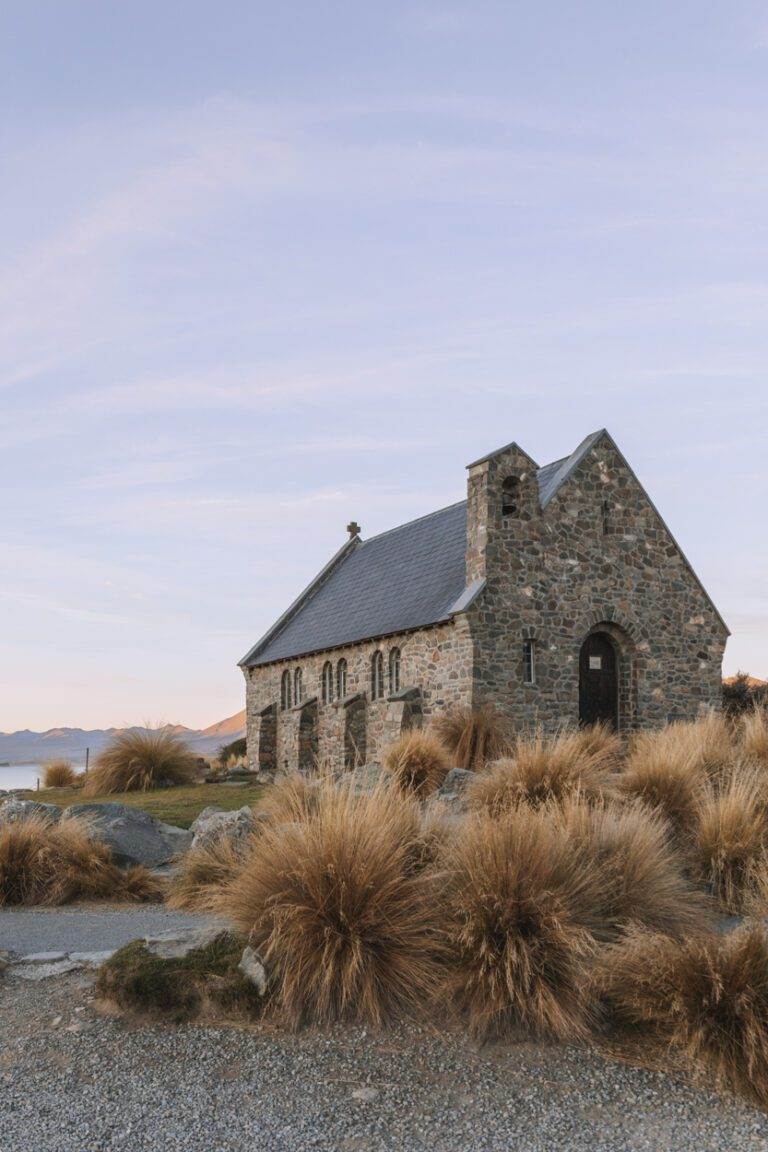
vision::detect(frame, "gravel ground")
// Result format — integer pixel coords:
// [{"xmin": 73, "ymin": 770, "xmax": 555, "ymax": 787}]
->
[
  {"xmin": 2, "ymin": 973, "xmax": 768, "ymax": 1152},
  {"xmin": 0, "ymin": 904, "xmax": 217, "ymax": 955}
]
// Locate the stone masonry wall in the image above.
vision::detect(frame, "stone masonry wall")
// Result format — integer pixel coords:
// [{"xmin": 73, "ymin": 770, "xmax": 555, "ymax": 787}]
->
[
  {"xmin": 244, "ymin": 617, "xmax": 474, "ymax": 774},
  {"xmin": 465, "ymin": 436, "xmax": 728, "ymax": 731}
]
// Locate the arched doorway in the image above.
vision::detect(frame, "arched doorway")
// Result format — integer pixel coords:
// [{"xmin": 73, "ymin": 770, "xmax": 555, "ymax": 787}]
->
[{"xmin": 579, "ymin": 631, "xmax": 619, "ymax": 729}]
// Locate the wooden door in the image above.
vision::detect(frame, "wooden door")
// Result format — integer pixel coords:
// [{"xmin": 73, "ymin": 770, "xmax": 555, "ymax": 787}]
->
[{"xmin": 579, "ymin": 632, "xmax": 618, "ymax": 729}]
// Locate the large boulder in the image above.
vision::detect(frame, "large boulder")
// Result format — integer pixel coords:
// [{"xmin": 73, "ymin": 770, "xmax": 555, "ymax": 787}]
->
[
  {"xmin": 189, "ymin": 806, "xmax": 256, "ymax": 851},
  {"xmin": 63, "ymin": 803, "xmax": 192, "ymax": 868},
  {"xmin": 0, "ymin": 798, "xmax": 62, "ymax": 826}
]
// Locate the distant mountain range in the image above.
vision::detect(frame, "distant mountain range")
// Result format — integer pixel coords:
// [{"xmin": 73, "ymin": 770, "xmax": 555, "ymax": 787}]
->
[{"xmin": 0, "ymin": 710, "xmax": 246, "ymax": 765}]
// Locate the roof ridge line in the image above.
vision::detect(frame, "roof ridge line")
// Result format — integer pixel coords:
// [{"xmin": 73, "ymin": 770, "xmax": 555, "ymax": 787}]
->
[{"xmin": 361, "ymin": 498, "xmax": 467, "ymax": 546}]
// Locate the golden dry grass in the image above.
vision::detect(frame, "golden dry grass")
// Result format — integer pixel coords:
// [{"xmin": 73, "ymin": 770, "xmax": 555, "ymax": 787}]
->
[
  {"xmin": 740, "ymin": 708, "xmax": 768, "ymax": 770},
  {"xmin": 598, "ymin": 924, "xmax": 768, "ymax": 1106},
  {"xmin": 466, "ymin": 726, "xmax": 618, "ymax": 816},
  {"xmin": 439, "ymin": 805, "xmax": 603, "ymax": 1042},
  {"xmin": 168, "ymin": 834, "xmax": 253, "ymax": 912},
  {"xmin": 0, "ymin": 815, "xmax": 162, "ymax": 906},
  {"xmin": 383, "ymin": 730, "xmax": 453, "ymax": 797},
  {"xmin": 555, "ymin": 798, "xmax": 711, "ymax": 942},
  {"xmin": 432, "ymin": 705, "xmax": 512, "ymax": 771},
  {"xmin": 42, "ymin": 759, "xmax": 78, "ymax": 789},
  {"xmin": 690, "ymin": 769, "xmax": 768, "ymax": 915},
  {"xmin": 220, "ymin": 777, "xmax": 444, "ymax": 1028},
  {"xmin": 85, "ymin": 729, "xmax": 199, "ymax": 795}
]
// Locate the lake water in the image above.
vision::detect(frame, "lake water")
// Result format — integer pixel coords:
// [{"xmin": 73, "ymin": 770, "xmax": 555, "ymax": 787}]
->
[{"xmin": 0, "ymin": 764, "xmax": 45, "ymax": 790}]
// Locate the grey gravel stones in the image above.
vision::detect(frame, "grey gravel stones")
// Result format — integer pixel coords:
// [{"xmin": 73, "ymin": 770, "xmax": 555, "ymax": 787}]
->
[
  {"xmin": 3, "ymin": 972, "xmax": 768, "ymax": 1152},
  {"xmin": 62, "ymin": 802, "xmax": 193, "ymax": 867}
]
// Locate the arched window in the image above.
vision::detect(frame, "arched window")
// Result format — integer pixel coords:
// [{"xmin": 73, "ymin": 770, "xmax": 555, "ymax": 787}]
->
[
  {"xmin": 322, "ymin": 661, "xmax": 333, "ymax": 704},
  {"xmin": 389, "ymin": 647, "xmax": 401, "ymax": 695},
  {"xmin": 294, "ymin": 667, "xmax": 303, "ymax": 704},
  {"xmin": 337, "ymin": 658, "xmax": 348, "ymax": 700},
  {"xmin": 371, "ymin": 650, "xmax": 384, "ymax": 700},
  {"xmin": 280, "ymin": 670, "xmax": 292, "ymax": 711},
  {"xmin": 501, "ymin": 475, "xmax": 520, "ymax": 516}
]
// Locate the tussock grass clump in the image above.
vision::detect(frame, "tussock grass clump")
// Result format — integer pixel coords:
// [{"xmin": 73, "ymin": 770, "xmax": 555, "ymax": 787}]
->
[
  {"xmin": 384, "ymin": 731, "xmax": 452, "ymax": 797},
  {"xmin": 440, "ymin": 806, "xmax": 603, "ymax": 1041},
  {"xmin": 85, "ymin": 728, "xmax": 199, "ymax": 795},
  {"xmin": 740, "ymin": 708, "xmax": 768, "ymax": 770},
  {"xmin": 42, "ymin": 759, "xmax": 78, "ymax": 788},
  {"xmin": 620, "ymin": 737, "xmax": 703, "ymax": 837},
  {"xmin": 258, "ymin": 771, "xmax": 326, "ymax": 826},
  {"xmin": 221, "ymin": 778, "xmax": 444, "ymax": 1028},
  {"xmin": 467, "ymin": 726, "xmax": 618, "ymax": 816},
  {"xmin": 690, "ymin": 770, "xmax": 768, "ymax": 915},
  {"xmin": 168, "ymin": 834, "xmax": 252, "ymax": 912},
  {"xmin": 97, "ymin": 932, "xmax": 261, "ymax": 1022},
  {"xmin": 556, "ymin": 799, "xmax": 710, "ymax": 942},
  {"xmin": 0, "ymin": 815, "xmax": 162, "ymax": 906},
  {"xmin": 599, "ymin": 925, "xmax": 768, "ymax": 1105},
  {"xmin": 433, "ymin": 705, "xmax": 512, "ymax": 771}
]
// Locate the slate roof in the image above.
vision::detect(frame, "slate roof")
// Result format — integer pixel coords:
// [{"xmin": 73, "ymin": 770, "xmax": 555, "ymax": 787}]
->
[
  {"xmin": 242, "ymin": 502, "xmax": 470, "ymax": 667},
  {"xmin": 240, "ymin": 428, "xmax": 728, "ymax": 667}
]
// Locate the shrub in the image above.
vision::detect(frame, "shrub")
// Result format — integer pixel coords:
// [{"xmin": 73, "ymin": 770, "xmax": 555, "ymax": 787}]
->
[
  {"xmin": 97, "ymin": 932, "xmax": 262, "ymax": 1022},
  {"xmin": 220, "ymin": 777, "xmax": 444, "ymax": 1028},
  {"xmin": 42, "ymin": 759, "xmax": 78, "ymax": 788},
  {"xmin": 85, "ymin": 728, "xmax": 199, "ymax": 794},
  {"xmin": 690, "ymin": 769, "xmax": 768, "ymax": 914},
  {"xmin": 555, "ymin": 798, "xmax": 710, "ymax": 942},
  {"xmin": 432, "ymin": 705, "xmax": 512, "ymax": 771},
  {"xmin": 467, "ymin": 727, "xmax": 617, "ymax": 816},
  {"xmin": 0, "ymin": 815, "xmax": 162, "ymax": 906},
  {"xmin": 439, "ymin": 806, "xmax": 603, "ymax": 1042},
  {"xmin": 383, "ymin": 731, "xmax": 453, "ymax": 797},
  {"xmin": 168, "ymin": 834, "xmax": 252, "ymax": 912},
  {"xmin": 723, "ymin": 673, "xmax": 768, "ymax": 718},
  {"xmin": 219, "ymin": 737, "xmax": 247, "ymax": 765},
  {"xmin": 598, "ymin": 925, "xmax": 768, "ymax": 1105}
]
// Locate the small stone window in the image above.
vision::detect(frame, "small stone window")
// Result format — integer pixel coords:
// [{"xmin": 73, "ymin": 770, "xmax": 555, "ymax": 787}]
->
[
  {"xmin": 523, "ymin": 639, "xmax": 536, "ymax": 685},
  {"xmin": 294, "ymin": 667, "xmax": 303, "ymax": 704},
  {"xmin": 322, "ymin": 661, "xmax": 333, "ymax": 704},
  {"xmin": 501, "ymin": 475, "xmax": 520, "ymax": 516},
  {"xmin": 337, "ymin": 658, "xmax": 348, "ymax": 700},
  {"xmin": 601, "ymin": 499, "xmax": 612, "ymax": 536},
  {"xmin": 371, "ymin": 650, "xmax": 384, "ymax": 700},
  {"xmin": 389, "ymin": 647, "xmax": 401, "ymax": 695},
  {"xmin": 280, "ymin": 670, "xmax": 292, "ymax": 711}
]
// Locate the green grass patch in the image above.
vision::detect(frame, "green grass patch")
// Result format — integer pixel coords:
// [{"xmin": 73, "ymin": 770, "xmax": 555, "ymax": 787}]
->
[
  {"xmin": 17, "ymin": 783, "xmax": 265, "ymax": 829},
  {"xmin": 97, "ymin": 932, "xmax": 265, "ymax": 1021}
]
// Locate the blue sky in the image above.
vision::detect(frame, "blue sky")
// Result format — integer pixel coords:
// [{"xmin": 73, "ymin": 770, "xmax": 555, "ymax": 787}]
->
[{"xmin": 1, "ymin": 2, "xmax": 767, "ymax": 730}]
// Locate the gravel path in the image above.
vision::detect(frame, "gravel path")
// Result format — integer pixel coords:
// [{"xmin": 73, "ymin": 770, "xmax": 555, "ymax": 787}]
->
[
  {"xmin": 2, "ymin": 973, "xmax": 768, "ymax": 1152},
  {"xmin": 0, "ymin": 904, "xmax": 217, "ymax": 955}
]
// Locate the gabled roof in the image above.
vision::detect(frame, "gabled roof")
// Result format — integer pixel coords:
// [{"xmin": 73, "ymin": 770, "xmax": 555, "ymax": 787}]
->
[
  {"xmin": 241, "ymin": 428, "xmax": 728, "ymax": 667},
  {"xmin": 241, "ymin": 502, "xmax": 470, "ymax": 667}
]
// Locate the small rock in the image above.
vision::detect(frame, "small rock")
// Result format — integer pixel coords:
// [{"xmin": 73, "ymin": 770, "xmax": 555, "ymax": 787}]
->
[
  {"xmin": 0, "ymin": 798, "xmax": 62, "ymax": 826},
  {"xmin": 143, "ymin": 924, "xmax": 224, "ymax": 960},
  {"xmin": 237, "ymin": 946, "xmax": 268, "ymax": 995},
  {"xmin": 69, "ymin": 950, "xmax": 115, "ymax": 967},
  {"xmin": 18, "ymin": 951, "xmax": 67, "ymax": 964},
  {"xmin": 351, "ymin": 1087, "xmax": 380, "ymax": 1102},
  {"xmin": 189, "ymin": 806, "xmax": 255, "ymax": 852},
  {"xmin": 8, "ymin": 959, "xmax": 81, "ymax": 981},
  {"xmin": 51, "ymin": 1016, "xmax": 63, "ymax": 1028}
]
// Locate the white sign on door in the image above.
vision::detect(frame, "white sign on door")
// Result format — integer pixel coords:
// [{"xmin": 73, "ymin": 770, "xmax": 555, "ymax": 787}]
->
[{"xmin": 589, "ymin": 656, "xmax": 602, "ymax": 670}]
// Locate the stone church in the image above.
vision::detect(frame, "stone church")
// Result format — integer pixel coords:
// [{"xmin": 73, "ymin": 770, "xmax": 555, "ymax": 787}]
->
[{"xmin": 240, "ymin": 429, "xmax": 728, "ymax": 775}]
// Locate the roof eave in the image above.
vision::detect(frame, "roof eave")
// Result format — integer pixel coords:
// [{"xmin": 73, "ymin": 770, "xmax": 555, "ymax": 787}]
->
[{"xmin": 238, "ymin": 535, "xmax": 362, "ymax": 668}]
